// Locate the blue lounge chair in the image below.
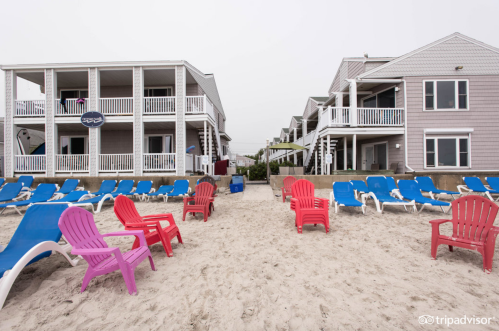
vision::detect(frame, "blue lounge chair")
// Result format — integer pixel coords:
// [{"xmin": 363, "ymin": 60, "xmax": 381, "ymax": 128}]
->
[
  {"xmin": 366, "ymin": 176, "xmax": 416, "ymax": 213},
  {"xmin": 165, "ymin": 180, "xmax": 190, "ymax": 202},
  {"xmin": 0, "ymin": 183, "xmax": 23, "ymax": 203},
  {"xmin": 486, "ymin": 177, "xmax": 499, "ymax": 193},
  {"xmin": 91, "ymin": 180, "xmax": 117, "ymax": 196},
  {"xmin": 398, "ymin": 180, "xmax": 450, "ymax": 213},
  {"xmin": 71, "ymin": 194, "xmax": 114, "ymax": 214},
  {"xmin": 414, "ymin": 176, "xmax": 460, "ymax": 200},
  {"xmin": 16, "ymin": 175, "xmax": 35, "ymax": 200},
  {"xmin": 330, "ymin": 182, "xmax": 366, "ymax": 214},
  {"xmin": 146, "ymin": 185, "xmax": 174, "ymax": 202},
  {"xmin": 108, "ymin": 180, "xmax": 135, "ymax": 198},
  {"xmin": 0, "ymin": 184, "xmax": 57, "ymax": 215},
  {"xmin": 44, "ymin": 191, "xmax": 90, "ymax": 203},
  {"xmin": 349, "ymin": 180, "xmax": 370, "ymax": 199},
  {"xmin": 53, "ymin": 179, "xmax": 83, "ymax": 199},
  {"xmin": 459, "ymin": 177, "xmax": 499, "ymax": 201},
  {"xmin": 125, "ymin": 181, "xmax": 153, "ymax": 201},
  {"xmin": 385, "ymin": 176, "xmax": 404, "ymax": 199},
  {"xmin": 0, "ymin": 178, "xmax": 5, "ymax": 187},
  {"xmin": 0, "ymin": 204, "xmax": 79, "ymax": 310}
]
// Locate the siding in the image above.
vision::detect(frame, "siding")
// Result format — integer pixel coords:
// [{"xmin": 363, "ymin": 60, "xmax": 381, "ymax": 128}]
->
[
  {"xmin": 347, "ymin": 61, "xmax": 365, "ymax": 79},
  {"xmin": 355, "ymin": 135, "xmax": 405, "ymax": 173},
  {"xmin": 405, "ymin": 75, "xmax": 499, "ymax": 171},
  {"xmin": 339, "ymin": 62, "xmax": 349, "ymax": 91},
  {"xmin": 100, "ymin": 86, "xmax": 133, "ymax": 98},
  {"xmin": 186, "ymin": 84, "xmax": 200, "ymax": 96},
  {"xmin": 101, "ymin": 130, "xmax": 133, "ymax": 153},
  {"xmin": 303, "ymin": 98, "xmax": 318, "ymax": 120}
]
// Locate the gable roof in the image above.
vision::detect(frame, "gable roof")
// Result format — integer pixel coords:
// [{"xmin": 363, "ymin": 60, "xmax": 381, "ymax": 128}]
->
[
  {"xmin": 309, "ymin": 97, "xmax": 329, "ymax": 103},
  {"xmin": 358, "ymin": 32, "xmax": 499, "ymax": 79}
]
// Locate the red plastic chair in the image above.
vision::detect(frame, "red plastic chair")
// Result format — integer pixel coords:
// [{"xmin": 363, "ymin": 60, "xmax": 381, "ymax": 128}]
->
[
  {"xmin": 281, "ymin": 176, "xmax": 297, "ymax": 203},
  {"xmin": 290, "ymin": 179, "xmax": 329, "ymax": 234},
  {"xmin": 114, "ymin": 195, "xmax": 183, "ymax": 257},
  {"xmin": 430, "ymin": 195, "xmax": 499, "ymax": 273},
  {"xmin": 183, "ymin": 182, "xmax": 215, "ymax": 222}
]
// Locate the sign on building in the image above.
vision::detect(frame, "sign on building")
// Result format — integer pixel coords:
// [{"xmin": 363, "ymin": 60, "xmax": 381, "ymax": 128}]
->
[
  {"xmin": 326, "ymin": 153, "xmax": 333, "ymax": 164},
  {"xmin": 81, "ymin": 111, "xmax": 105, "ymax": 128},
  {"xmin": 202, "ymin": 155, "xmax": 209, "ymax": 165}
]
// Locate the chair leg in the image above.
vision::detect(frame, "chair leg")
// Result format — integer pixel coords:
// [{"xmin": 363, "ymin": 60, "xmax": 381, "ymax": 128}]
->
[
  {"xmin": 431, "ymin": 237, "xmax": 439, "ymax": 260},
  {"xmin": 81, "ymin": 269, "xmax": 94, "ymax": 293},
  {"xmin": 448, "ymin": 245, "xmax": 453, "ymax": 252},
  {"xmin": 148, "ymin": 253, "xmax": 156, "ymax": 271},
  {"xmin": 176, "ymin": 230, "xmax": 183, "ymax": 244}
]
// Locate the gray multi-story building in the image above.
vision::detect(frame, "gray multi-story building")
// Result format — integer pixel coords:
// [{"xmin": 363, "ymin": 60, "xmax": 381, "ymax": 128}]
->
[
  {"xmin": 269, "ymin": 32, "xmax": 499, "ymax": 174},
  {"xmin": 2, "ymin": 60, "xmax": 235, "ymax": 177}
]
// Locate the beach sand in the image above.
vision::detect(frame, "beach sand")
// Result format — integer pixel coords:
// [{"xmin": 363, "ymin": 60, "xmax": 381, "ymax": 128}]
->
[{"xmin": 0, "ymin": 186, "xmax": 498, "ymax": 330}]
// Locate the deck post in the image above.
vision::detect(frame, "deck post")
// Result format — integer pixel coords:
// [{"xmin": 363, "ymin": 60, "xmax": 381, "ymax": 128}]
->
[
  {"xmin": 352, "ymin": 134, "xmax": 357, "ymax": 170},
  {"xmin": 320, "ymin": 137, "xmax": 324, "ymax": 175},
  {"xmin": 204, "ymin": 120, "xmax": 207, "ymax": 174},
  {"xmin": 327, "ymin": 134, "xmax": 331, "ymax": 175},
  {"xmin": 175, "ymin": 65, "xmax": 186, "ymax": 176},
  {"xmin": 314, "ymin": 148, "xmax": 318, "ymax": 175},
  {"xmin": 44, "ymin": 69, "xmax": 56, "ymax": 177},
  {"xmin": 334, "ymin": 146, "xmax": 337, "ymax": 171},
  {"xmin": 348, "ymin": 80, "xmax": 357, "ymax": 127},
  {"xmin": 209, "ymin": 124, "xmax": 213, "ymax": 175},
  {"xmin": 88, "ymin": 68, "xmax": 101, "ymax": 176},
  {"xmin": 132, "ymin": 66, "xmax": 143, "ymax": 176},
  {"xmin": 343, "ymin": 136, "xmax": 347, "ymax": 170},
  {"xmin": 4, "ymin": 71, "xmax": 16, "ymax": 177}
]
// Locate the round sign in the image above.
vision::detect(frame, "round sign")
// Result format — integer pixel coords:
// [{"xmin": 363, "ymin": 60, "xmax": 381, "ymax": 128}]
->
[{"xmin": 81, "ymin": 111, "xmax": 105, "ymax": 128}]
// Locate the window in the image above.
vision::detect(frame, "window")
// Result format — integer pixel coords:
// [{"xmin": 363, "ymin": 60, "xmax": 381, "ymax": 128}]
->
[
  {"xmin": 144, "ymin": 134, "xmax": 174, "ymax": 153},
  {"xmin": 144, "ymin": 88, "xmax": 173, "ymax": 97},
  {"xmin": 60, "ymin": 136, "xmax": 87, "ymax": 154},
  {"xmin": 60, "ymin": 90, "xmax": 88, "ymax": 99},
  {"xmin": 424, "ymin": 80, "xmax": 468, "ymax": 110},
  {"xmin": 425, "ymin": 137, "xmax": 469, "ymax": 168},
  {"xmin": 362, "ymin": 88, "xmax": 396, "ymax": 108}
]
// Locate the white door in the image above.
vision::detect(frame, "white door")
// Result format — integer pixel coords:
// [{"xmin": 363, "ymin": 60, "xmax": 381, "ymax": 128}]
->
[{"xmin": 363, "ymin": 146, "xmax": 374, "ymax": 170}]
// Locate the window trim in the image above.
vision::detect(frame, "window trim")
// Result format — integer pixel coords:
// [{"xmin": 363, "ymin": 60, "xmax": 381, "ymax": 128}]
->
[
  {"xmin": 423, "ymin": 134, "xmax": 471, "ymax": 169},
  {"xmin": 144, "ymin": 86, "xmax": 174, "ymax": 97},
  {"xmin": 361, "ymin": 85, "xmax": 397, "ymax": 108},
  {"xmin": 422, "ymin": 79, "xmax": 469, "ymax": 112}
]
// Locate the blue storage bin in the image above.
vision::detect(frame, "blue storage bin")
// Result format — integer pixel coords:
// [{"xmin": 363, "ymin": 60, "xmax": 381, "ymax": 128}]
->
[{"xmin": 230, "ymin": 183, "xmax": 243, "ymax": 193}]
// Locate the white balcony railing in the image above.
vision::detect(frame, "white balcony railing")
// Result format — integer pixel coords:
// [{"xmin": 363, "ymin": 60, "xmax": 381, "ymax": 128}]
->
[
  {"xmin": 56, "ymin": 154, "xmax": 89, "ymax": 172},
  {"xmin": 100, "ymin": 98, "xmax": 133, "ymax": 115},
  {"xmin": 143, "ymin": 97, "xmax": 175, "ymax": 114},
  {"xmin": 330, "ymin": 107, "xmax": 350, "ymax": 125},
  {"xmin": 15, "ymin": 155, "xmax": 46, "ymax": 172},
  {"xmin": 99, "ymin": 154, "xmax": 134, "ymax": 172},
  {"xmin": 15, "ymin": 100, "xmax": 45, "ymax": 117},
  {"xmin": 295, "ymin": 136, "xmax": 304, "ymax": 146},
  {"xmin": 304, "ymin": 130, "xmax": 315, "ymax": 146},
  {"xmin": 357, "ymin": 108, "xmax": 404, "ymax": 126},
  {"xmin": 185, "ymin": 154, "xmax": 193, "ymax": 172},
  {"xmin": 143, "ymin": 153, "xmax": 175, "ymax": 171},
  {"xmin": 185, "ymin": 96, "xmax": 204, "ymax": 113},
  {"xmin": 56, "ymin": 99, "xmax": 90, "ymax": 116},
  {"xmin": 195, "ymin": 155, "xmax": 204, "ymax": 172}
]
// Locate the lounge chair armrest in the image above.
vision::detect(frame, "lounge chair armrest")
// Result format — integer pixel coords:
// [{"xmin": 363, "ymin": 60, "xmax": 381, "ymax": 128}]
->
[
  {"xmin": 71, "ymin": 247, "xmax": 120, "ymax": 256},
  {"xmin": 149, "ymin": 188, "xmax": 156, "ymax": 193},
  {"xmin": 457, "ymin": 185, "xmax": 471, "ymax": 194},
  {"xmin": 102, "ymin": 230, "xmax": 148, "ymax": 246}
]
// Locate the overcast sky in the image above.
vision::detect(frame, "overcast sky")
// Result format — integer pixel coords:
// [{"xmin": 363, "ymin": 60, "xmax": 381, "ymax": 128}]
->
[{"xmin": 1, "ymin": 0, "xmax": 498, "ymax": 155}]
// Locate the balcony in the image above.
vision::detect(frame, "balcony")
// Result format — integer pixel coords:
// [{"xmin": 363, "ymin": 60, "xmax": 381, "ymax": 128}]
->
[
  {"xmin": 143, "ymin": 153, "xmax": 176, "ymax": 171},
  {"xmin": 143, "ymin": 97, "xmax": 175, "ymax": 114},
  {"xmin": 319, "ymin": 107, "xmax": 404, "ymax": 130},
  {"xmin": 15, "ymin": 155, "xmax": 46, "ymax": 172},
  {"xmin": 99, "ymin": 154, "xmax": 134, "ymax": 172},
  {"xmin": 56, "ymin": 99, "xmax": 90, "ymax": 116},
  {"xmin": 56, "ymin": 154, "xmax": 89, "ymax": 172},
  {"xmin": 15, "ymin": 100, "xmax": 45, "ymax": 117},
  {"xmin": 186, "ymin": 96, "xmax": 216, "ymax": 122}
]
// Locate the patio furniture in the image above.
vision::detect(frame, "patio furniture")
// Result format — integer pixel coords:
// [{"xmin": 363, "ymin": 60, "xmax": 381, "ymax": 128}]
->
[
  {"xmin": 53, "ymin": 179, "xmax": 83, "ymax": 199},
  {"xmin": 430, "ymin": 195, "xmax": 499, "ymax": 273},
  {"xmin": 0, "ymin": 183, "xmax": 23, "ymax": 203},
  {"xmin": 91, "ymin": 180, "xmax": 117, "ymax": 196},
  {"xmin": 125, "ymin": 181, "xmax": 153, "ymax": 201},
  {"xmin": 366, "ymin": 176, "xmax": 416, "ymax": 213},
  {"xmin": 349, "ymin": 180, "xmax": 370, "ymax": 199},
  {"xmin": 146, "ymin": 185, "xmax": 174, "ymax": 202},
  {"xmin": 109, "ymin": 180, "xmax": 135, "ymax": 198},
  {"xmin": 165, "ymin": 180, "xmax": 190, "ymax": 202},
  {"xmin": 415, "ymin": 176, "xmax": 460, "ymax": 200},
  {"xmin": 59, "ymin": 206, "xmax": 156, "ymax": 295},
  {"xmin": 182, "ymin": 182, "xmax": 214, "ymax": 222},
  {"xmin": 0, "ymin": 184, "xmax": 58, "ymax": 215},
  {"xmin": 291, "ymin": 179, "xmax": 329, "ymax": 234},
  {"xmin": 458, "ymin": 177, "xmax": 499, "ymax": 201},
  {"xmin": 330, "ymin": 182, "xmax": 366, "ymax": 214},
  {"xmin": 280, "ymin": 176, "xmax": 297, "ymax": 203},
  {"xmin": 398, "ymin": 180, "xmax": 450, "ymax": 213}
]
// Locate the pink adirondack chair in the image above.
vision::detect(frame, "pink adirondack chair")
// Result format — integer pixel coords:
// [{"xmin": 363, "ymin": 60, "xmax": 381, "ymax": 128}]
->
[
  {"xmin": 430, "ymin": 195, "xmax": 499, "ymax": 273},
  {"xmin": 290, "ymin": 179, "xmax": 329, "ymax": 234},
  {"xmin": 58, "ymin": 206, "xmax": 155, "ymax": 295},
  {"xmin": 281, "ymin": 176, "xmax": 297, "ymax": 203}
]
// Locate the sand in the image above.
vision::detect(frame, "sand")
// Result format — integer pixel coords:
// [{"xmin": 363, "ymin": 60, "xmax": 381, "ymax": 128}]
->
[{"xmin": 0, "ymin": 185, "xmax": 498, "ymax": 330}]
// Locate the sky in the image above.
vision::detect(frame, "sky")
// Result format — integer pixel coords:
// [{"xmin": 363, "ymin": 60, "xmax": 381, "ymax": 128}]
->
[{"xmin": 1, "ymin": 0, "xmax": 498, "ymax": 156}]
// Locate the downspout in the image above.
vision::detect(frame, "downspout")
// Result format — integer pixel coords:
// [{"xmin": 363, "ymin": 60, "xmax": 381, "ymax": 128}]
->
[{"xmin": 403, "ymin": 79, "xmax": 415, "ymax": 172}]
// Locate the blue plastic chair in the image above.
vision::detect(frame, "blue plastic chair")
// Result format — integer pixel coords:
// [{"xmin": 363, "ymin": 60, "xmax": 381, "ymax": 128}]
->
[
  {"xmin": 398, "ymin": 180, "xmax": 450, "ymax": 213},
  {"xmin": 166, "ymin": 180, "xmax": 190, "ymax": 202},
  {"xmin": 330, "ymin": 182, "xmax": 366, "ymax": 214},
  {"xmin": 461, "ymin": 177, "xmax": 499, "ymax": 201},
  {"xmin": 91, "ymin": 180, "xmax": 117, "ymax": 196},
  {"xmin": 17, "ymin": 175, "xmax": 34, "ymax": 190},
  {"xmin": 0, "ymin": 204, "xmax": 79, "ymax": 310},
  {"xmin": 146, "ymin": 185, "xmax": 174, "ymax": 202},
  {"xmin": 125, "ymin": 181, "xmax": 152, "ymax": 201},
  {"xmin": 0, "ymin": 178, "xmax": 5, "ymax": 187},
  {"xmin": 366, "ymin": 176, "xmax": 416, "ymax": 213},
  {"xmin": 414, "ymin": 176, "xmax": 460, "ymax": 200},
  {"xmin": 386, "ymin": 177, "xmax": 397, "ymax": 192},
  {"xmin": 349, "ymin": 180, "xmax": 370, "ymax": 199},
  {"xmin": 46, "ymin": 191, "xmax": 90, "ymax": 203},
  {"xmin": 109, "ymin": 180, "xmax": 135, "ymax": 198},
  {"xmin": 486, "ymin": 177, "xmax": 499, "ymax": 192},
  {"xmin": 54, "ymin": 179, "xmax": 81, "ymax": 195},
  {"xmin": 0, "ymin": 183, "xmax": 23, "ymax": 203},
  {"xmin": 0, "ymin": 184, "xmax": 58, "ymax": 215}
]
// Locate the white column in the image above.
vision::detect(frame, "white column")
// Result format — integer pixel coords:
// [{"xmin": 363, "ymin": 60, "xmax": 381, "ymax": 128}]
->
[
  {"xmin": 293, "ymin": 153, "xmax": 297, "ymax": 165},
  {"xmin": 175, "ymin": 65, "xmax": 186, "ymax": 175},
  {"xmin": 352, "ymin": 134, "xmax": 357, "ymax": 170},
  {"xmin": 88, "ymin": 68, "xmax": 101, "ymax": 176},
  {"xmin": 293, "ymin": 128, "xmax": 297, "ymax": 142},
  {"xmin": 4, "ymin": 71, "xmax": 16, "ymax": 177},
  {"xmin": 314, "ymin": 149, "xmax": 318, "ymax": 175},
  {"xmin": 349, "ymin": 80, "xmax": 358, "ymax": 127},
  {"xmin": 203, "ymin": 120, "xmax": 207, "ymax": 174},
  {"xmin": 209, "ymin": 124, "xmax": 213, "ymax": 175},
  {"xmin": 44, "ymin": 69, "xmax": 56, "ymax": 177},
  {"xmin": 334, "ymin": 146, "xmax": 337, "ymax": 171},
  {"xmin": 320, "ymin": 137, "xmax": 324, "ymax": 175},
  {"xmin": 133, "ymin": 67, "xmax": 144, "ymax": 176},
  {"xmin": 343, "ymin": 137, "xmax": 347, "ymax": 170},
  {"xmin": 335, "ymin": 93, "xmax": 343, "ymax": 108},
  {"xmin": 327, "ymin": 135, "xmax": 331, "ymax": 175}
]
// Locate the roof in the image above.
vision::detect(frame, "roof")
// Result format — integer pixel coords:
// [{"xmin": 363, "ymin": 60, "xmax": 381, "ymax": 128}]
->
[
  {"xmin": 309, "ymin": 97, "xmax": 329, "ymax": 103},
  {"xmin": 281, "ymin": 128, "xmax": 289, "ymax": 133},
  {"xmin": 219, "ymin": 131, "xmax": 232, "ymax": 141},
  {"xmin": 358, "ymin": 32, "xmax": 499, "ymax": 79}
]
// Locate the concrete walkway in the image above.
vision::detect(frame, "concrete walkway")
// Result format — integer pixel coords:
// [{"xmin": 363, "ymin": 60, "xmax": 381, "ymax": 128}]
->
[{"xmin": 242, "ymin": 184, "xmax": 274, "ymax": 201}]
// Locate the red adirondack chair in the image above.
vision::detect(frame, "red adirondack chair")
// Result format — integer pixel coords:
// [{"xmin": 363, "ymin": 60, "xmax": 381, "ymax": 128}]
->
[
  {"xmin": 114, "ymin": 195, "xmax": 183, "ymax": 257},
  {"xmin": 290, "ymin": 179, "xmax": 329, "ymax": 234},
  {"xmin": 430, "ymin": 195, "xmax": 499, "ymax": 273},
  {"xmin": 281, "ymin": 176, "xmax": 297, "ymax": 203},
  {"xmin": 183, "ymin": 182, "xmax": 215, "ymax": 222}
]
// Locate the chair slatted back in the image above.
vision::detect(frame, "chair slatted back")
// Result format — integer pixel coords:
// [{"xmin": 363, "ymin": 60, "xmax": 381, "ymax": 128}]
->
[
  {"xmin": 114, "ymin": 195, "xmax": 142, "ymax": 226},
  {"xmin": 451, "ymin": 195, "xmax": 498, "ymax": 242},
  {"xmin": 283, "ymin": 176, "xmax": 297, "ymax": 193},
  {"xmin": 194, "ymin": 182, "xmax": 214, "ymax": 206},
  {"xmin": 291, "ymin": 179, "xmax": 315, "ymax": 208},
  {"xmin": 59, "ymin": 206, "xmax": 111, "ymax": 268}
]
